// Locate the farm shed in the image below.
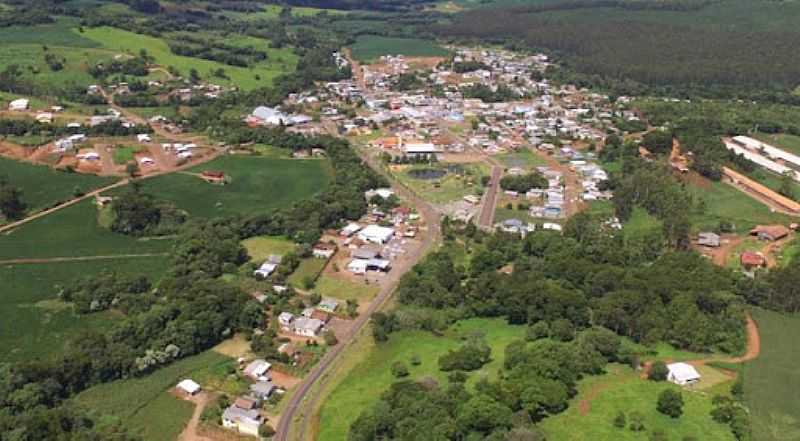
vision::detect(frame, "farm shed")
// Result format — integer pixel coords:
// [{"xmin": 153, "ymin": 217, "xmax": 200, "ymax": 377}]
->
[{"xmin": 666, "ymin": 362, "xmax": 701, "ymax": 386}]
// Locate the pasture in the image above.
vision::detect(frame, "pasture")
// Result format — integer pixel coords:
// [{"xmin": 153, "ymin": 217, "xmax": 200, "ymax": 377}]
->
[
  {"xmin": 0, "ymin": 19, "xmax": 99, "ymax": 47},
  {"xmin": 76, "ymin": 350, "xmax": 232, "ymax": 441},
  {"xmin": 316, "ymin": 318, "xmax": 525, "ymax": 440},
  {"xmin": 0, "ymin": 200, "xmax": 173, "ymax": 260},
  {"xmin": 314, "ymin": 274, "xmax": 380, "ymax": 304},
  {"xmin": 0, "ymin": 256, "xmax": 169, "ymax": 362},
  {"xmin": 242, "ymin": 235, "xmax": 297, "ymax": 262},
  {"xmin": 744, "ymin": 309, "xmax": 800, "ymax": 441},
  {"xmin": 687, "ymin": 180, "xmax": 792, "ymax": 233},
  {"xmin": 350, "ymin": 35, "xmax": 448, "ymax": 63},
  {"xmin": 0, "ymin": 157, "xmax": 116, "ymax": 217},
  {"xmin": 133, "ymin": 156, "xmax": 331, "ymax": 218},
  {"xmin": 287, "ymin": 258, "xmax": 327, "ymax": 287},
  {"xmin": 539, "ymin": 364, "xmax": 734, "ymax": 441},
  {"xmin": 81, "ymin": 27, "xmax": 298, "ymax": 90}
]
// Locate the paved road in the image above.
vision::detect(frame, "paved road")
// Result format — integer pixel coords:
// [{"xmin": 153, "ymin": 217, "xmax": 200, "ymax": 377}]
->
[
  {"xmin": 478, "ymin": 165, "xmax": 503, "ymax": 228},
  {"xmin": 274, "ymin": 148, "xmax": 441, "ymax": 441}
]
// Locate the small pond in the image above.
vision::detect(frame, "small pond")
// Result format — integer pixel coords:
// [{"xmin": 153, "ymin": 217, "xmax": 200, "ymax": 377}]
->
[{"xmin": 408, "ymin": 168, "xmax": 447, "ymax": 180}]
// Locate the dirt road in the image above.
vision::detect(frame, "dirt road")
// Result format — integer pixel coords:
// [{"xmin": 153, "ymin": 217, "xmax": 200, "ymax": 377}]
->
[
  {"xmin": 273, "ymin": 148, "xmax": 442, "ymax": 441},
  {"xmin": 0, "ymin": 253, "xmax": 168, "ymax": 265},
  {"xmin": 178, "ymin": 392, "xmax": 213, "ymax": 441},
  {"xmin": 478, "ymin": 166, "xmax": 502, "ymax": 228}
]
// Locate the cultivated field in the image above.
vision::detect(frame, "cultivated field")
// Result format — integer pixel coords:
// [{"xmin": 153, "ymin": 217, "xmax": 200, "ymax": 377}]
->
[
  {"xmin": 744, "ymin": 309, "xmax": 800, "ymax": 441},
  {"xmin": 0, "ymin": 256, "xmax": 169, "ymax": 362},
  {"xmin": 316, "ymin": 318, "xmax": 525, "ymax": 440},
  {"xmin": 350, "ymin": 35, "xmax": 449, "ymax": 63},
  {"xmin": 131, "ymin": 156, "xmax": 332, "ymax": 218},
  {"xmin": 686, "ymin": 180, "xmax": 793, "ymax": 233},
  {"xmin": 0, "ymin": 157, "xmax": 117, "ymax": 216},
  {"xmin": 76, "ymin": 350, "xmax": 232, "ymax": 441}
]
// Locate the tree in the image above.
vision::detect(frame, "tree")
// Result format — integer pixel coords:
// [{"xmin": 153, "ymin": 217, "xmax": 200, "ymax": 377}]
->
[
  {"xmin": 648, "ymin": 361, "xmax": 669, "ymax": 381},
  {"xmin": 0, "ymin": 177, "xmax": 27, "ymax": 220},
  {"xmin": 346, "ymin": 299, "xmax": 358, "ymax": 318},
  {"xmin": 189, "ymin": 68, "xmax": 200, "ymax": 84},
  {"xmin": 323, "ymin": 330, "xmax": 338, "ymax": 346},
  {"xmin": 657, "ymin": 389, "xmax": 684, "ymax": 418},
  {"xmin": 613, "ymin": 411, "xmax": 626, "ymax": 428},
  {"xmin": 778, "ymin": 170, "xmax": 795, "ymax": 200},
  {"xmin": 391, "ymin": 361, "xmax": 409, "ymax": 378},
  {"xmin": 259, "ymin": 424, "xmax": 276, "ymax": 437},
  {"xmin": 456, "ymin": 394, "xmax": 513, "ymax": 435}
]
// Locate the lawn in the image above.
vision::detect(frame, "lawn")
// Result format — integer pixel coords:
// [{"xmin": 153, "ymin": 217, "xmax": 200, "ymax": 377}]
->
[
  {"xmin": 313, "ymin": 274, "xmax": 380, "ymax": 304},
  {"xmin": 316, "ymin": 318, "xmax": 525, "ymax": 440},
  {"xmin": 132, "ymin": 156, "xmax": 331, "ymax": 218},
  {"xmin": 76, "ymin": 350, "xmax": 232, "ymax": 441},
  {"xmin": 111, "ymin": 145, "xmax": 141, "ymax": 165},
  {"xmin": 687, "ymin": 180, "xmax": 793, "ymax": 233},
  {"xmin": 287, "ymin": 258, "xmax": 327, "ymax": 287},
  {"xmin": 350, "ymin": 35, "xmax": 449, "ymax": 63},
  {"xmin": 0, "ymin": 256, "xmax": 169, "ymax": 362},
  {"xmin": 393, "ymin": 163, "xmax": 488, "ymax": 204},
  {"xmin": 0, "ymin": 200, "xmax": 173, "ymax": 260},
  {"xmin": 81, "ymin": 27, "xmax": 298, "ymax": 90},
  {"xmin": 0, "ymin": 157, "xmax": 117, "ymax": 216},
  {"xmin": 496, "ymin": 148, "xmax": 549, "ymax": 169},
  {"xmin": 242, "ymin": 235, "xmax": 297, "ymax": 262},
  {"xmin": 539, "ymin": 364, "xmax": 734, "ymax": 441},
  {"xmin": 744, "ymin": 309, "xmax": 800, "ymax": 441}
]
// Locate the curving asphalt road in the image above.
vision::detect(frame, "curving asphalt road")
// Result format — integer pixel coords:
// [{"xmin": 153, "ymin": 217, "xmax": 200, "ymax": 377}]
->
[{"xmin": 274, "ymin": 148, "xmax": 442, "ymax": 441}]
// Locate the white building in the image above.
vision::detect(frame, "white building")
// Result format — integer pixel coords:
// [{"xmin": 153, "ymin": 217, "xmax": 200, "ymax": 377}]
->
[
  {"xmin": 9, "ymin": 98, "xmax": 29, "ymax": 111},
  {"xmin": 254, "ymin": 262, "xmax": 278, "ymax": 278},
  {"xmin": 176, "ymin": 379, "xmax": 201, "ymax": 395},
  {"xmin": 243, "ymin": 359, "xmax": 272, "ymax": 381},
  {"xmin": 222, "ymin": 406, "xmax": 262, "ymax": 436},
  {"xmin": 666, "ymin": 362, "xmax": 701, "ymax": 386},
  {"xmin": 357, "ymin": 225, "xmax": 395, "ymax": 244}
]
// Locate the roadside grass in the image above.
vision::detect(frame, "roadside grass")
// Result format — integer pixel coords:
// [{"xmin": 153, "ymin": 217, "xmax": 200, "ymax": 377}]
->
[
  {"xmin": 130, "ymin": 156, "xmax": 331, "ymax": 219},
  {"xmin": 496, "ymin": 148, "xmax": 549, "ymax": 169},
  {"xmin": 81, "ymin": 27, "xmax": 298, "ymax": 90},
  {"xmin": 111, "ymin": 145, "xmax": 141, "ymax": 165},
  {"xmin": 0, "ymin": 256, "xmax": 168, "ymax": 362},
  {"xmin": 393, "ymin": 162, "xmax": 488, "ymax": 204},
  {"xmin": 687, "ymin": 180, "xmax": 792, "ymax": 233},
  {"xmin": 313, "ymin": 274, "xmax": 380, "ymax": 304},
  {"xmin": 752, "ymin": 132, "xmax": 800, "ymax": 157},
  {"xmin": 316, "ymin": 318, "xmax": 525, "ymax": 440},
  {"xmin": 744, "ymin": 309, "xmax": 800, "ymax": 441},
  {"xmin": 0, "ymin": 157, "xmax": 117, "ymax": 218},
  {"xmin": 350, "ymin": 35, "xmax": 449, "ymax": 63},
  {"xmin": 287, "ymin": 258, "xmax": 327, "ymax": 288},
  {"xmin": 242, "ymin": 235, "xmax": 297, "ymax": 262},
  {"xmin": 539, "ymin": 364, "xmax": 734, "ymax": 441},
  {"xmin": 0, "ymin": 200, "xmax": 173, "ymax": 260},
  {"xmin": 76, "ymin": 350, "xmax": 232, "ymax": 441}
]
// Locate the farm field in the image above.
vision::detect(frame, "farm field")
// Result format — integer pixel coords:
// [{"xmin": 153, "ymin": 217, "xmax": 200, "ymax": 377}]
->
[
  {"xmin": 0, "ymin": 256, "xmax": 169, "ymax": 362},
  {"xmin": 76, "ymin": 350, "xmax": 233, "ymax": 441},
  {"xmin": 0, "ymin": 200, "xmax": 173, "ymax": 260},
  {"xmin": 242, "ymin": 235, "xmax": 297, "ymax": 262},
  {"xmin": 744, "ymin": 309, "xmax": 800, "ymax": 441},
  {"xmin": 133, "ymin": 156, "xmax": 331, "ymax": 219},
  {"xmin": 0, "ymin": 19, "xmax": 100, "ymax": 47},
  {"xmin": 224, "ymin": 4, "xmax": 347, "ymax": 21},
  {"xmin": 81, "ymin": 27, "xmax": 298, "ymax": 90},
  {"xmin": 539, "ymin": 364, "xmax": 734, "ymax": 441},
  {"xmin": 0, "ymin": 157, "xmax": 117, "ymax": 216},
  {"xmin": 350, "ymin": 35, "xmax": 449, "ymax": 63},
  {"xmin": 316, "ymin": 318, "xmax": 525, "ymax": 441},
  {"xmin": 686, "ymin": 180, "xmax": 793, "ymax": 233}
]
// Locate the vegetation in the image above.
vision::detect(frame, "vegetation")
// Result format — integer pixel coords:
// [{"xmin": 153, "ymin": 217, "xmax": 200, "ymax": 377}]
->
[{"xmin": 350, "ymin": 35, "xmax": 448, "ymax": 62}]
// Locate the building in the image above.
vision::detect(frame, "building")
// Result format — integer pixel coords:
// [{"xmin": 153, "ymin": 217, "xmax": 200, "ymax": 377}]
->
[
  {"xmin": 357, "ymin": 225, "xmax": 395, "ymax": 244},
  {"xmin": 9, "ymin": 98, "xmax": 29, "ymax": 111},
  {"xmin": 404, "ymin": 142, "xmax": 439, "ymax": 158},
  {"xmin": 201, "ymin": 170, "xmax": 226, "ymax": 184},
  {"xmin": 365, "ymin": 188, "xmax": 395, "ymax": 201},
  {"xmin": 750, "ymin": 225, "xmax": 790, "ymax": 242},
  {"xmin": 666, "ymin": 362, "xmax": 701, "ymax": 386},
  {"xmin": 697, "ymin": 232, "xmax": 721, "ymax": 248},
  {"xmin": 312, "ymin": 243, "xmax": 336, "ymax": 259},
  {"xmin": 222, "ymin": 405, "xmax": 262, "ymax": 436},
  {"xmin": 176, "ymin": 379, "xmax": 201, "ymax": 396},
  {"xmin": 340, "ymin": 222, "xmax": 362, "ymax": 237},
  {"xmin": 249, "ymin": 381, "xmax": 276, "ymax": 400},
  {"xmin": 293, "ymin": 317, "xmax": 323, "ymax": 337},
  {"xmin": 254, "ymin": 262, "xmax": 277, "ymax": 278},
  {"xmin": 741, "ymin": 251, "xmax": 766, "ymax": 270},
  {"xmin": 278, "ymin": 312, "xmax": 294, "ymax": 328},
  {"xmin": 243, "ymin": 359, "xmax": 271, "ymax": 381},
  {"xmin": 318, "ymin": 298, "xmax": 339, "ymax": 313}
]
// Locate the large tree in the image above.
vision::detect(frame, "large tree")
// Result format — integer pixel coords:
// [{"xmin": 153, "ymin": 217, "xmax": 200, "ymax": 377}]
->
[{"xmin": 0, "ymin": 176, "xmax": 27, "ymax": 220}]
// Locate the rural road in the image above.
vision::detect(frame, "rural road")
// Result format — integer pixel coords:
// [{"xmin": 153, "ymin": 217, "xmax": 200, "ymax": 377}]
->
[
  {"xmin": 478, "ymin": 165, "xmax": 502, "ymax": 228},
  {"xmin": 0, "ymin": 253, "xmax": 168, "ymax": 265},
  {"xmin": 274, "ymin": 148, "xmax": 442, "ymax": 441}
]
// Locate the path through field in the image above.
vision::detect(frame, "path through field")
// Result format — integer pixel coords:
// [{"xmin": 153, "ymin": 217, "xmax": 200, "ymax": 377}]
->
[{"xmin": 178, "ymin": 392, "xmax": 213, "ymax": 441}]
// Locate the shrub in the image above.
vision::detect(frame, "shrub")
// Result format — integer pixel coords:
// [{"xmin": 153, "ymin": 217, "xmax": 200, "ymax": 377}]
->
[
  {"xmin": 613, "ymin": 411, "xmax": 626, "ymax": 428},
  {"xmin": 657, "ymin": 389, "xmax": 684, "ymax": 418},
  {"xmin": 648, "ymin": 361, "xmax": 669, "ymax": 381},
  {"xmin": 391, "ymin": 361, "xmax": 409, "ymax": 378},
  {"xmin": 323, "ymin": 330, "xmax": 338, "ymax": 346}
]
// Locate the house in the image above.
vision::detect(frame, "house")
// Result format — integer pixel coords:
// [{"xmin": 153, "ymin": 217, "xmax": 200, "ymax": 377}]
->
[
  {"xmin": 234, "ymin": 396, "xmax": 258, "ymax": 410},
  {"xmin": 697, "ymin": 232, "xmax": 721, "ymax": 248},
  {"xmin": 138, "ymin": 157, "xmax": 155, "ymax": 166},
  {"xmin": 741, "ymin": 251, "xmax": 766, "ymax": 270},
  {"xmin": 35, "ymin": 112, "xmax": 53, "ymax": 124},
  {"xmin": 137, "ymin": 134, "xmax": 152, "ymax": 143},
  {"xmin": 318, "ymin": 298, "xmax": 339, "ymax": 313},
  {"xmin": 340, "ymin": 222, "xmax": 362, "ymax": 237},
  {"xmin": 201, "ymin": 170, "xmax": 226, "ymax": 184},
  {"xmin": 243, "ymin": 359, "xmax": 271, "ymax": 381},
  {"xmin": 249, "ymin": 381, "xmax": 276, "ymax": 400},
  {"xmin": 293, "ymin": 317, "xmax": 324, "ymax": 337},
  {"xmin": 365, "ymin": 188, "xmax": 395, "ymax": 201},
  {"xmin": 222, "ymin": 405, "xmax": 262, "ymax": 436},
  {"xmin": 176, "ymin": 379, "xmax": 201, "ymax": 396},
  {"xmin": 357, "ymin": 225, "xmax": 395, "ymax": 244},
  {"xmin": 9, "ymin": 98, "xmax": 29, "ymax": 111},
  {"xmin": 278, "ymin": 312, "xmax": 294, "ymax": 328},
  {"xmin": 666, "ymin": 362, "xmax": 701, "ymax": 386},
  {"xmin": 249, "ymin": 106, "xmax": 287, "ymax": 126},
  {"xmin": 750, "ymin": 225, "xmax": 790, "ymax": 242},
  {"xmin": 351, "ymin": 248, "xmax": 379, "ymax": 260},
  {"xmin": 312, "ymin": 243, "xmax": 336, "ymax": 259},
  {"xmin": 347, "ymin": 259, "xmax": 368, "ymax": 274}
]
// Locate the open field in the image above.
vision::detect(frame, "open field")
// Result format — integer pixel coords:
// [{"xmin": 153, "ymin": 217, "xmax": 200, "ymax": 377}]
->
[
  {"xmin": 242, "ymin": 235, "xmax": 297, "ymax": 262},
  {"xmin": 129, "ymin": 156, "xmax": 331, "ymax": 218},
  {"xmin": 350, "ymin": 35, "xmax": 449, "ymax": 63},
  {"xmin": 0, "ymin": 44, "xmax": 109, "ymax": 90},
  {"xmin": 111, "ymin": 146, "xmax": 142, "ymax": 165},
  {"xmin": 392, "ymin": 162, "xmax": 488, "ymax": 204},
  {"xmin": 76, "ymin": 350, "xmax": 232, "ymax": 441},
  {"xmin": 539, "ymin": 364, "xmax": 734, "ymax": 441},
  {"xmin": 495, "ymin": 148, "xmax": 549, "ymax": 169},
  {"xmin": 316, "ymin": 318, "xmax": 525, "ymax": 440},
  {"xmin": 287, "ymin": 258, "xmax": 327, "ymax": 287},
  {"xmin": 0, "ymin": 256, "xmax": 169, "ymax": 362},
  {"xmin": 0, "ymin": 19, "xmax": 99, "ymax": 47},
  {"xmin": 313, "ymin": 274, "xmax": 380, "ymax": 304},
  {"xmin": 744, "ymin": 309, "xmax": 800, "ymax": 441},
  {"xmin": 0, "ymin": 157, "xmax": 117, "ymax": 215},
  {"xmin": 81, "ymin": 27, "xmax": 298, "ymax": 90},
  {"xmin": 686, "ymin": 180, "xmax": 793, "ymax": 233},
  {"xmin": 224, "ymin": 4, "xmax": 347, "ymax": 21},
  {"xmin": 0, "ymin": 200, "xmax": 173, "ymax": 260}
]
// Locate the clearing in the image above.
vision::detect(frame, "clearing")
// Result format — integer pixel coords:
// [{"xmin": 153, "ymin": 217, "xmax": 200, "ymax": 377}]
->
[
  {"xmin": 242, "ymin": 235, "xmax": 297, "ymax": 262},
  {"xmin": 685, "ymin": 179, "xmax": 793, "ymax": 233},
  {"xmin": 350, "ymin": 35, "xmax": 449, "ymax": 63}
]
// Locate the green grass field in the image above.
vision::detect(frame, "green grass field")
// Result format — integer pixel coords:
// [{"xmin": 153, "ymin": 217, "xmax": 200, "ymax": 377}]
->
[
  {"xmin": 317, "ymin": 318, "xmax": 525, "ymax": 440},
  {"xmin": 394, "ymin": 163, "xmax": 488, "ymax": 204},
  {"xmin": 242, "ymin": 235, "xmax": 297, "ymax": 262},
  {"xmin": 0, "ymin": 19, "xmax": 99, "ymax": 47},
  {"xmin": 313, "ymin": 274, "xmax": 380, "ymax": 304},
  {"xmin": 350, "ymin": 35, "xmax": 449, "ymax": 63},
  {"xmin": 744, "ymin": 309, "xmax": 800, "ymax": 441},
  {"xmin": 687, "ymin": 181, "xmax": 792, "ymax": 233},
  {"xmin": 111, "ymin": 146, "xmax": 140, "ymax": 165},
  {"xmin": 76, "ymin": 350, "xmax": 232, "ymax": 441},
  {"xmin": 81, "ymin": 27, "xmax": 298, "ymax": 90},
  {"xmin": 287, "ymin": 258, "xmax": 327, "ymax": 287},
  {"xmin": 0, "ymin": 157, "xmax": 116, "ymax": 216},
  {"xmin": 496, "ymin": 148, "xmax": 549, "ymax": 169},
  {"xmin": 0, "ymin": 200, "xmax": 173, "ymax": 260},
  {"xmin": 540, "ymin": 364, "xmax": 734, "ymax": 441},
  {"xmin": 132, "ymin": 156, "xmax": 331, "ymax": 218},
  {"xmin": 0, "ymin": 256, "xmax": 169, "ymax": 362}
]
